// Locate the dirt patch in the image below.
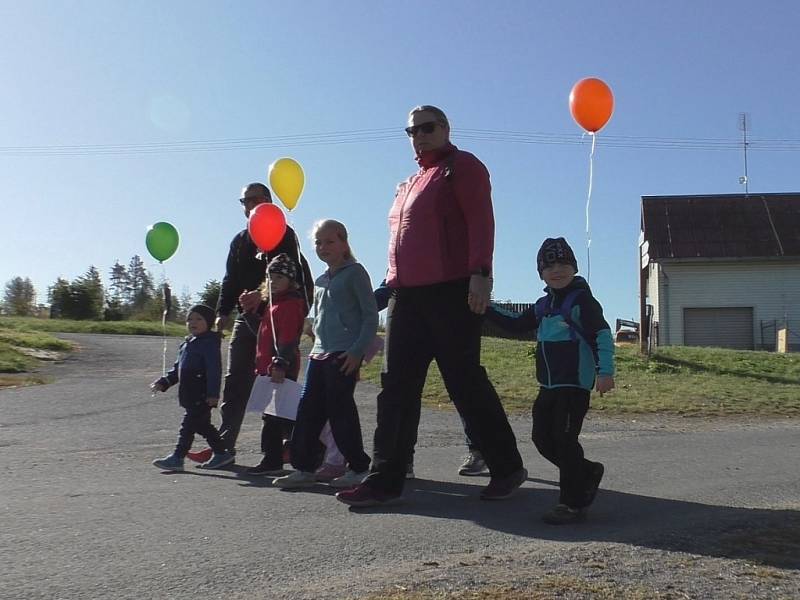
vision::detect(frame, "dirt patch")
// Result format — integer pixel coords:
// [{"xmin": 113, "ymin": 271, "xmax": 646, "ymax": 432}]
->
[{"xmin": 11, "ymin": 346, "xmax": 68, "ymax": 361}]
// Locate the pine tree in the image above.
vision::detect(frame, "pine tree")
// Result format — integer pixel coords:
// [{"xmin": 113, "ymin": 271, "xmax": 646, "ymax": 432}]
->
[
  {"xmin": 48, "ymin": 277, "xmax": 71, "ymax": 318},
  {"xmin": 128, "ymin": 255, "xmax": 154, "ymax": 310},
  {"xmin": 70, "ymin": 266, "xmax": 105, "ymax": 320},
  {"xmin": 199, "ymin": 280, "xmax": 221, "ymax": 308},
  {"xmin": 2, "ymin": 276, "xmax": 37, "ymax": 316},
  {"xmin": 106, "ymin": 261, "xmax": 130, "ymax": 320}
]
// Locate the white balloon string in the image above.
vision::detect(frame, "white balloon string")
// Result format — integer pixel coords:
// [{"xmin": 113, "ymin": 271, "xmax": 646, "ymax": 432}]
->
[
  {"xmin": 161, "ymin": 263, "xmax": 168, "ymax": 376},
  {"xmin": 585, "ymin": 132, "xmax": 596, "ymax": 282},
  {"xmin": 265, "ymin": 273, "xmax": 279, "ymax": 357},
  {"xmin": 289, "ymin": 218, "xmax": 313, "ymax": 313}
]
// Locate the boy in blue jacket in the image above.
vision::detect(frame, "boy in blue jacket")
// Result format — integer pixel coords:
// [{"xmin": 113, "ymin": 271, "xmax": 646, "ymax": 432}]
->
[
  {"xmin": 151, "ymin": 304, "xmax": 234, "ymax": 472},
  {"xmin": 486, "ymin": 238, "xmax": 614, "ymax": 524}
]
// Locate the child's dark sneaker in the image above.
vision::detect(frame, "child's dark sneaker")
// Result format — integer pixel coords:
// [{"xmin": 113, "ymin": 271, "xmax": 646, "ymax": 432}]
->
[
  {"xmin": 198, "ymin": 451, "xmax": 235, "ymax": 470},
  {"xmin": 405, "ymin": 462, "xmax": 415, "ymax": 480},
  {"xmin": 479, "ymin": 467, "xmax": 527, "ymax": 500},
  {"xmin": 542, "ymin": 503, "xmax": 586, "ymax": 525},
  {"xmin": 584, "ymin": 461, "xmax": 605, "ymax": 506},
  {"xmin": 186, "ymin": 447, "xmax": 213, "ymax": 463},
  {"xmin": 152, "ymin": 453, "xmax": 184, "ymax": 472},
  {"xmin": 335, "ymin": 484, "xmax": 403, "ymax": 507},
  {"xmin": 245, "ymin": 458, "xmax": 285, "ymax": 476}
]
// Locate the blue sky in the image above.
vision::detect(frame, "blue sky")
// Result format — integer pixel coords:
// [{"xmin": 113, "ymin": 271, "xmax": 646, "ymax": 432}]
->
[{"xmin": 2, "ymin": 1, "xmax": 799, "ymax": 324}]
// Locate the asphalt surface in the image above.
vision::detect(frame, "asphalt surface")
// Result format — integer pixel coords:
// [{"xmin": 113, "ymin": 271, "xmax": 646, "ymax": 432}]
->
[{"xmin": 1, "ymin": 333, "xmax": 798, "ymax": 599}]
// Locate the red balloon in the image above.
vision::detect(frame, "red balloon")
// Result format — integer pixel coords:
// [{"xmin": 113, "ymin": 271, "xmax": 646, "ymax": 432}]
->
[
  {"xmin": 248, "ymin": 203, "xmax": 287, "ymax": 252},
  {"xmin": 569, "ymin": 78, "xmax": 614, "ymax": 133}
]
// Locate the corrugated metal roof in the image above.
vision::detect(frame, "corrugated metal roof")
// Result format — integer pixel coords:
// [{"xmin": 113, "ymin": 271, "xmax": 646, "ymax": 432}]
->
[{"xmin": 641, "ymin": 193, "xmax": 800, "ymax": 259}]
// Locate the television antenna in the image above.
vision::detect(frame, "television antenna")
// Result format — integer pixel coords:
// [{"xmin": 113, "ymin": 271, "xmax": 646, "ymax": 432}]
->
[{"xmin": 739, "ymin": 113, "xmax": 750, "ymax": 196}]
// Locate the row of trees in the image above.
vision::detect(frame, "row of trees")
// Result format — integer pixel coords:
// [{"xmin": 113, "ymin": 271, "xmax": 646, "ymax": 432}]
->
[{"xmin": 2, "ymin": 256, "xmax": 222, "ymax": 322}]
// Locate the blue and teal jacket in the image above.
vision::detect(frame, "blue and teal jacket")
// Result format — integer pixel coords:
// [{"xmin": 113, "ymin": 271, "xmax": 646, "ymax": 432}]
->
[
  {"xmin": 485, "ymin": 276, "xmax": 614, "ymax": 391},
  {"xmin": 157, "ymin": 331, "xmax": 222, "ymax": 408}
]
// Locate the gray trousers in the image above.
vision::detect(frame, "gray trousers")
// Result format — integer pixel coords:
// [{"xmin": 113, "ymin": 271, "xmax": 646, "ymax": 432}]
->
[{"xmin": 218, "ymin": 313, "xmax": 260, "ymax": 452}]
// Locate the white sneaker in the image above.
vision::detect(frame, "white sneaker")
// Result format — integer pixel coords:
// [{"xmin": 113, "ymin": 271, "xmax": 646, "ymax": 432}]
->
[
  {"xmin": 329, "ymin": 469, "xmax": 369, "ymax": 489},
  {"xmin": 272, "ymin": 470, "xmax": 317, "ymax": 489}
]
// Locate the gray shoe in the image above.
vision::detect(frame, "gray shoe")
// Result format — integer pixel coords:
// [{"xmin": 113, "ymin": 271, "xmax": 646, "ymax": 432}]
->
[
  {"xmin": 198, "ymin": 451, "xmax": 235, "ymax": 470},
  {"xmin": 152, "ymin": 453, "xmax": 184, "ymax": 472},
  {"xmin": 272, "ymin": 470, "xmax": 317, "ymax": 489},
  {"xmin": 458, "ymin": 451, "xmax": 489, "ymax": 476},
  {"xmin": 405, "ymin": 463, "xmax": 415, "ymax": 480}
]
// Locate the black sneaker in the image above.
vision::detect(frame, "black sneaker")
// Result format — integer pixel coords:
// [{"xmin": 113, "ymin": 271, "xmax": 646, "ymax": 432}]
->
[
  {"xmin": 584, "ymin": 462, "xmax": 605, "ymax": 506},
  {"xmin": 542, "ymin": 503, "xmax": 586, "ymax": 525},
  {"xmin": 246, "ymin": 458, "xmax": 285, "ymax": 476},
  {"xmin": 479, "ymin": 467, "xmax": 527, "ymax": 500}
]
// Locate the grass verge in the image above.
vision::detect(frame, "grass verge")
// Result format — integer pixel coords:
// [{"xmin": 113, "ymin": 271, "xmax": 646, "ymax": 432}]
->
[
  {"xmin": 0, "ymin": 316, "xmax": 186, "ymax": 337},
  {"xmin": 360, "ymin": 338, "xmax": 800, "ymax": 417}
]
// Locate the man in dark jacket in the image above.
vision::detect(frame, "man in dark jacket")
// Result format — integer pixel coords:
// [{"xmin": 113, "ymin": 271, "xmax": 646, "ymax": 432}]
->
[{"xmin": 187, "ymin": 183, "xmax": 313, "ymax": 464}]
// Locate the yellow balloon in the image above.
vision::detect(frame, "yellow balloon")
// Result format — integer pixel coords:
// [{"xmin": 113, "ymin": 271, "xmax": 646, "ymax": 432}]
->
[{"xmin": 268, "ymin": 157, "xmax": 305, "ymax": 211}]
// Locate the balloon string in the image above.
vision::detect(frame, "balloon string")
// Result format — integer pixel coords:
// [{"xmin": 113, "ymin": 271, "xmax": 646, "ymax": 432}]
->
[
  {"xmin": 265, "ymin": 274, "xmax": 280, "ymax": 357},
  {"xmin": 585, "ymin": 132, "xmax": 596, "ymax": 282},
  {"xmin": 289, "ymin": 218, "xmax": 313, "ymax": 313},
  {"xmin": 161, "ymin": 264, "xmax": 168, "ymax": 376}
]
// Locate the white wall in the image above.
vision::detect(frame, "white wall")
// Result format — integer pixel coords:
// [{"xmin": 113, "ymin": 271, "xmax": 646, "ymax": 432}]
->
[{"xmin": 655, "ymin": 260, "xmax": 800, "ymax": 347}]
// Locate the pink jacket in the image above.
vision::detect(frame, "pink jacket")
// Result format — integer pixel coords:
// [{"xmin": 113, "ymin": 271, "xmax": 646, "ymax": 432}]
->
[{"xmin": 386, "ymin": 144, "xmax": 494, "ymax": 288}]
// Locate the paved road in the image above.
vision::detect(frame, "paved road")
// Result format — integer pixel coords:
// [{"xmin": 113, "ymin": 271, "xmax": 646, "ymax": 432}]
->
[{"xmin": 1, "ymin": 334, "xmax": 798, "ymax": 599}]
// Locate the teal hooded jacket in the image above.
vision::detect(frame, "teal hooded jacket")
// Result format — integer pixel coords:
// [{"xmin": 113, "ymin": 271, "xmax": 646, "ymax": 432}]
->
[{"xmin": 486, "ymin": 276, "xmax": 614, "ymax": 391}]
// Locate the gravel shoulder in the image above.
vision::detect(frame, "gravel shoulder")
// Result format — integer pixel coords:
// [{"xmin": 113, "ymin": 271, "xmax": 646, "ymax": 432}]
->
[{"xmin": 0, "ymin": 333, "xmax": 797, "ymax": 599}]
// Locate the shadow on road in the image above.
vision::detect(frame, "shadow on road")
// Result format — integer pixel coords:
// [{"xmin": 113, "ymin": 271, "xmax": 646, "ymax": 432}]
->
[{"xmin": 351, "ymin": 477, "xmax": 800, "ymax": 571}]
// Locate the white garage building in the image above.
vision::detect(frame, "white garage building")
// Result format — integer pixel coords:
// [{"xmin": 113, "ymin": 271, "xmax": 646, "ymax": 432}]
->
[{"xmin": 639, "ymin": 193, "xmax": 800, "ymax": 351}]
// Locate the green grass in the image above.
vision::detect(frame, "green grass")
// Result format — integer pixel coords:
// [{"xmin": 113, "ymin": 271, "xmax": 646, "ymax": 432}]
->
[
  {"xmin": 0, "ymin": 316, "xmax": 186, "ymax": 337},
  {"xmin": 361, "ymin": 338, "xmax": 800, "ymax": 417}
]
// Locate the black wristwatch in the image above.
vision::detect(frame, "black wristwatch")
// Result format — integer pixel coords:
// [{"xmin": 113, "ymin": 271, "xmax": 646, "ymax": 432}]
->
[{"xmin": 472, "ymin": 267, "xmax": 491, "ymax": 277}]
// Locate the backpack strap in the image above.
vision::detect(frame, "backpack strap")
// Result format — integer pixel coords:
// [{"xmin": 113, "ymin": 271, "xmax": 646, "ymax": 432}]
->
[
  {"xmin": 559, "ymin": 289, "xmax": 586, "ymax": 342},
  {"xmin": 536, "ymin": 290, "xmax": 590, "ymax": 344}
]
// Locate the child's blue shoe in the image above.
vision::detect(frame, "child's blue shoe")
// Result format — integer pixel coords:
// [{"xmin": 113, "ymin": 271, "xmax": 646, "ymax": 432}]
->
[
  {"xmin": 152, "ymin": 453, "xmax": 184, "ymax": 472},
  {"xmin": 198, "ymin": 451, "xmax": 235, "ymax": 470}
]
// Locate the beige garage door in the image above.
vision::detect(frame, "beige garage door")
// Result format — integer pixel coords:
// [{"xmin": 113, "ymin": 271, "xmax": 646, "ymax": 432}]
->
[{"xmin": 683, "ymin": 307, "xmax": 754, "ymax": 349}]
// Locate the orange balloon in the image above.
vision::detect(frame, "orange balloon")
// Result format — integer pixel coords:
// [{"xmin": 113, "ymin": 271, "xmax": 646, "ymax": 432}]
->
[{"xmin": 569, "ymin": 78, "xmax": 614, "ymax": 133}]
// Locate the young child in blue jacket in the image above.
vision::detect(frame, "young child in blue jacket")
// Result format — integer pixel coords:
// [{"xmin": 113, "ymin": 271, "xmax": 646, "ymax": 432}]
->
[
  {"xmin": 486, "ymin": 238, "xmax": 615, "ymax": 524},
  {"xmin": 150, "ymin": 304, "xmax": 234, "ymax": 472}
]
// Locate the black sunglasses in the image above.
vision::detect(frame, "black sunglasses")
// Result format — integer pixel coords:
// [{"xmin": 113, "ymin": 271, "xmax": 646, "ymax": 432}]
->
[
  {"xmin": 239, "ymin": 195, "xmax": 269, "ymax": 205},
  {"xmin": 405, "ymin": 121, "xmax": 441, "ymax": 137}
]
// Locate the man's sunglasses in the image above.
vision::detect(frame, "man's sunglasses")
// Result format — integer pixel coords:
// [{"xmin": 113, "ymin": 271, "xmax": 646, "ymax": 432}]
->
[
  {"xmin": 239, "ymin": 196, "xmax": 268, "ymax": 205},
  {"xmin": 405, "ymin": 122, "xmax": 441, "ymax": 137}
]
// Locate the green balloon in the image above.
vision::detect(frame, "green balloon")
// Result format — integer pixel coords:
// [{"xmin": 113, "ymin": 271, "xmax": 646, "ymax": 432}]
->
[{"xmin": 145, "ymin": 222, "xmax": 180, "ymax": 263}]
